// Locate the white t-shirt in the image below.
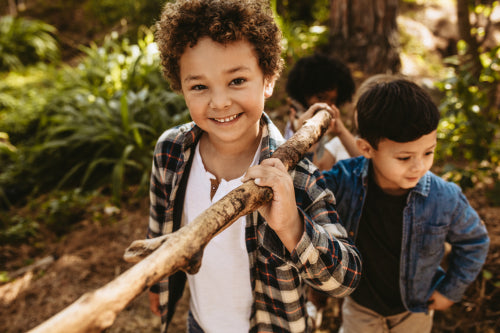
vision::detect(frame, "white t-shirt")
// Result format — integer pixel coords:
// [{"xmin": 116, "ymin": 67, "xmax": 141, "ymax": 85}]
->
[
  {"xmin": 324, "ymin": 136, "xmax": 350, "ymax": 162},
  {"xmin": 182, "ymin": 142, "xmax": 260, "ymax": 333}
]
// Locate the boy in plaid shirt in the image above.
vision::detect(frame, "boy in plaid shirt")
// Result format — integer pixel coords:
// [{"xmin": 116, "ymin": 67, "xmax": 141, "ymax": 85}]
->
[{"xmin": 147, "ymin": 1, "xmax": 361, "ymax": 332}]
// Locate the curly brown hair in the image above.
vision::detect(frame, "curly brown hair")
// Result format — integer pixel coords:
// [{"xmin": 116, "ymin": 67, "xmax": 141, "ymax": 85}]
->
[{"xmin": 155, "ymin": 0, "xmax": 284, "ymax": 91}]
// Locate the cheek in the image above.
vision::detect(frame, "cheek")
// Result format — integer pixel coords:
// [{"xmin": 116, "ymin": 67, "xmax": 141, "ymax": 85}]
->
[
  {"xmin": 376, "ymin": 158, "xmax": 402, "ymax": 178},
  {"xmin": 239, "ymin": 93, "xmax": 265, "ymax": 113},
  {"xmin": 184, "ymin": 98, "xmax": 206, "ymax": 121},
  {"xmin": 424, "ymin": 157, "xmax": 434, "ymax": 172}
]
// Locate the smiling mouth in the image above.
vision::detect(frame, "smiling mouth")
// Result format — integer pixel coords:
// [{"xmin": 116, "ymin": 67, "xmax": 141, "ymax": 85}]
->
[{"xmin": 212, "ymin": 113, "xmax": 241, "ymax": 123}]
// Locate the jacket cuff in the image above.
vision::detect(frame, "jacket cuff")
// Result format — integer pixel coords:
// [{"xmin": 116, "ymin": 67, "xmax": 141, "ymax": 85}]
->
[{"xmin": 435, "ymin": 275, "xmax": 470, "ymax": 303}]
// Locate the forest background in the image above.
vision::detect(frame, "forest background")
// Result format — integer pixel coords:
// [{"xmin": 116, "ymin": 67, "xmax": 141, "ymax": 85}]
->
[{"xmin": 0, "ymin": 0, "xmax": 499, "ymax": 332}]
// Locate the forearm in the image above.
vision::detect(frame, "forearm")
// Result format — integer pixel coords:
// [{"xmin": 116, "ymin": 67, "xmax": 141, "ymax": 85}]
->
[
  {"xmin": 439, "ymin": 197, "xmax": 490, "ymax": 301},
  {"xmin": 337, "ymin": 128, "xmax": 360, "ymax": 157},
  {"xmin": 274, "ymin": 212, "xmax": 304, "ymax": 253},
  {"xmin": 437, "ymin": 239, "xmax": 489, "ymax": 301}
]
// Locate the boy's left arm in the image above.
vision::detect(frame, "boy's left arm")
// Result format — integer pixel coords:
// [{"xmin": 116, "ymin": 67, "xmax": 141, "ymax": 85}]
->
[
  {"xmin": 436, "ymin": 190, "xmax": 490, "ymax": 303},
  {"xmin": 244, "ymin": 158, "xmax": 362, "ymax": 297}
]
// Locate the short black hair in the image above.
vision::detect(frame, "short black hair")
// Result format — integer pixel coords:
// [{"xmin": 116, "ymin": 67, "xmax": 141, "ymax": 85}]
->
[
  {"xmin": 356, "ymin": 79, "xmax": 440, "ymax": 149},
  {"xmin": 285, "ymin": 53, "xmax": 355, "ymax": 108}
]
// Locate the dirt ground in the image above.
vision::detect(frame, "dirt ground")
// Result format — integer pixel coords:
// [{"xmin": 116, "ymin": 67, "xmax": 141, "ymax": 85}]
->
[{"xmin": 0, "ymin": 184, "xmax": 499, "ymax": 333}]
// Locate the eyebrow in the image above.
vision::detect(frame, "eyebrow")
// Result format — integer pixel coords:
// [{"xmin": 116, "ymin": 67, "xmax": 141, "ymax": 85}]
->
[
  {"xmin": 183, "ymin": 66, "xmax": 252, "ymax": 84},
  {"xmin": 227, "ymin": 65, "xmax": 251, "ymax": 74},
  {"xmin": 397, "ymin": 143, "xmax": 437, "ymax": 154}
]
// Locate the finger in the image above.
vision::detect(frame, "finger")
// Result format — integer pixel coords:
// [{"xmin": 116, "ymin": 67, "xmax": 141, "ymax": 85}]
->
[
  {"xmin": 298, "ymin": 103, "xmax": 329, "ymax": 122},
  {"xmin": 243, "ymin": 159, "xmax": 287, "ymax": 183},
  {"xmin": 329, "ymin": 104, "xmax": 340, "ymax": 118},
  {"xmin": 259, "ymin": 158, "xmax": 286, "ymax": 172},
  {"xmin": 249, "ymin": 168, "xmax": 288, "ymax": 190},
  {"xmin": 310, "ymin": 103, "xmax": 333, "ymax": 116}
]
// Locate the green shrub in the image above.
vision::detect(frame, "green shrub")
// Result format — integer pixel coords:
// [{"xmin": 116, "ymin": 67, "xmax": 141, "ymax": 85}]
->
[
  {"xmin": 39, "ymin": 189, "xmax": 91, "ymax": 236},
  {"xmin": 0, "ymin": 214, "xmax": 39, "ymax": 244},
  {"xmin": 0, "ymin": 15, "xmax": 60, "ymax": 71},
  {"xmin": 0, "ymin": 189, "xmax": 93, "ymax": 243},
  {"xmin": 435, "ymin": 44, "xmax": 500, "ymax": 190},
  {"xmin": 0, "ymin": 28, "xmax": 190, "ymax": 207},
  {"xmin": 0, "ymin": 65, "xmax": 59, "ymax": 143}
]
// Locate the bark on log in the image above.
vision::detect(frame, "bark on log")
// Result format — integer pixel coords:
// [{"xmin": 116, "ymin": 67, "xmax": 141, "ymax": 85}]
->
[{"xmin": 27, "ymin": 110, "xmax": 332, "ymax": 333}]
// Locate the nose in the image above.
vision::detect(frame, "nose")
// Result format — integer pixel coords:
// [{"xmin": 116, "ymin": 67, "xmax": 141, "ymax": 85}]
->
[
  {"xmin": 209, "ymin": 89, "xmax": 231, "ymax": 110},
  {"xmin": 410, "ymin": 158, "xmax": 425, "ymax": 173}
]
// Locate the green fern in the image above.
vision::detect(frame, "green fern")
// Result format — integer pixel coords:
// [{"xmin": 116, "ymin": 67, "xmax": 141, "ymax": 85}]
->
[{"xmin": 0, "ymin": 16, "xmax": 60, "ymax": 71}]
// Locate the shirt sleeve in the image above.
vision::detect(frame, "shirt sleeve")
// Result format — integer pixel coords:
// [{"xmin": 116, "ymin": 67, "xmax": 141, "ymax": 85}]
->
[
  {"xmin": 148, "ymin": 141, "xmax": 170, "ymax": 239},
  {"xmin": 263, "ymin": 159, "xmax": 362, "ymax": 297},
  {"xmin": 324, "ymin": 137, "xmax": 351, "ymax": 162}
]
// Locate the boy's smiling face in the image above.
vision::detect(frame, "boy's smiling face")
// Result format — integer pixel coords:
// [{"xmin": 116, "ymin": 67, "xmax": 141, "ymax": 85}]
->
[
  {"xmin": 358, "ymin": 130, "xmax": 437, "ymax": 196},
  {"xmin": 179, "ymin": 37, "xmax": 275, "ymax": 147}
]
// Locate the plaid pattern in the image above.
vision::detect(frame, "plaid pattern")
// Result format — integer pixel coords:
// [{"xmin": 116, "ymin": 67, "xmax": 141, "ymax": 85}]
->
[{"xmin": 148, "ymin": 113, "xmax": 361, "ymax": 333}]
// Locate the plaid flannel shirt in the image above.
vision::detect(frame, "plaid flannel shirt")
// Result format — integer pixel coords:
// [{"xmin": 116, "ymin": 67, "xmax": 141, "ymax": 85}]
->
[{"xmin": 148, "ymin": 113, "xmax": 361, "ymax": 333}]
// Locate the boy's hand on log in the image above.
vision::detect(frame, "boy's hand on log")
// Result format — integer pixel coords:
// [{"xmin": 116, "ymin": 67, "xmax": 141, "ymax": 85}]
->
[
  {"xmin": 325, "ymin": 104, "xmax": 347, "ymax": 137},
  {"xmin": 297, "ymin": 103, "xmax": 336, "ymax": 131},
  {"xmin": 243, "ymin": 158, "xmax": 303, "ymax": 252}
]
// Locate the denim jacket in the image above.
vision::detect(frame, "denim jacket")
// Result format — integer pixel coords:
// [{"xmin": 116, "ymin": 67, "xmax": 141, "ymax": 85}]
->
[{"xmin": 323, "ymin": 156, "xmax": 489, "ymax": 312}]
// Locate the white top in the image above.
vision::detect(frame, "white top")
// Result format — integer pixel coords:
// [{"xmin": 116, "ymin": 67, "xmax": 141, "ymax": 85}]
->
[
  {"xmin": 324, "ymin": 136, "xmax": 350, "ymax": 162},
  {"xmin": 182, "ymin": 142, "xmax": 260, "ymax": 333}
]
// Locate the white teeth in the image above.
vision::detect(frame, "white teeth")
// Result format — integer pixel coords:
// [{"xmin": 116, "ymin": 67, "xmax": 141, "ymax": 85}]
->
[{"xmin": 214, "ymin": 114, "xmax": 238, "ymax": 123}]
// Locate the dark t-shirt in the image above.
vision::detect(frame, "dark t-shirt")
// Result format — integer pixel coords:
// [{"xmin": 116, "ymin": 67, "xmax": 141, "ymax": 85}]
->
[{"xmin": 351, "ymin": 170, "xmax": 408, "ymax": 316}]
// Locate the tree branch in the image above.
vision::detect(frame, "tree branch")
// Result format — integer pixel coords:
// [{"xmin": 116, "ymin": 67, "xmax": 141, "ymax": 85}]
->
[{"xmin": 27, "ymin": 110, "xmax": 332, "ymax": 333}]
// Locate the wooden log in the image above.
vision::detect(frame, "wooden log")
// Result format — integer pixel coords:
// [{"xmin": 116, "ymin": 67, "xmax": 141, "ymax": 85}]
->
[{"xmin": 27, "ymin": 109, "xmax": 332, "ymax": 333}]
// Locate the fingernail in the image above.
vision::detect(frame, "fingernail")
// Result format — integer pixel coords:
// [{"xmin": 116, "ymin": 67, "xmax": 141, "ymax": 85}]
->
[{"xmin": 255, "ymin": 178, "xmax": 261, "ymax": 184}]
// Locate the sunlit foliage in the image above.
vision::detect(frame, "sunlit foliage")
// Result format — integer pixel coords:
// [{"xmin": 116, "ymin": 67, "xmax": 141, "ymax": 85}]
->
[
  {"xmin": 0, "ymin": 28, "xmax": 190, "ymax": 208},
  {"xmin": 0, "ymin": 16, "xmax": 59, "ymax": 71}
]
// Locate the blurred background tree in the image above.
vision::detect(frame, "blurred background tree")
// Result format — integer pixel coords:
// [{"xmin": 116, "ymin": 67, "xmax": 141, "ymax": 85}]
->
[{"xmin": 327, "ymin": 0, "xmax": 401, "ymax": 74}]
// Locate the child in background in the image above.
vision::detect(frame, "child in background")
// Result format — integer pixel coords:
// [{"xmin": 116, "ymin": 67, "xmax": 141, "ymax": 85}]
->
[
  {"xmin": 284, "ymin": 54, "xmax": 358, "ymax": 169},
  {"xmin": 148, "ymin": 1, "xmax": 362, "ymax": 332},
  {"xmin": 319, "ymin": 79, "xmax": 490, "ymax": 332}
]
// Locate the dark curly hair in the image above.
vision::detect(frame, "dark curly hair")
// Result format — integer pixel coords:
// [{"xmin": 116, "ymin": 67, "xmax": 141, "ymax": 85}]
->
[
  {"xmin": 156, "ymin": 0, "xmax": 284, "ymax": 91},
  {"xmin": 285, "ymin": 53, "xmax": 355, "ymax": 108}
]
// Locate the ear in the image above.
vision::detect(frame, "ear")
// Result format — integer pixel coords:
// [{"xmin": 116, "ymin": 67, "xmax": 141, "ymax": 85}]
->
[
  {"xmin": 356, "ymin": 138, "xmax": 376, "ymax": 158},
  {"xmin": 264, "ymin": 76, "xmax": 276, "ymax": 98}
]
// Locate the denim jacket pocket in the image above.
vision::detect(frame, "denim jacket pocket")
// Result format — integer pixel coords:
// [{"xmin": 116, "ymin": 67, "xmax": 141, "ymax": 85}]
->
[{"xmin": 420, "ymin": 223, "xmax": 448, "ymax": 257}]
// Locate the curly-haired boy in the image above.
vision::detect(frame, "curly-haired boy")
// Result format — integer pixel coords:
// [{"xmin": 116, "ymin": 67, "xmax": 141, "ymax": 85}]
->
[{"xmin": 148, "ymin": 1, "xmax": 362, "ymax": 332}]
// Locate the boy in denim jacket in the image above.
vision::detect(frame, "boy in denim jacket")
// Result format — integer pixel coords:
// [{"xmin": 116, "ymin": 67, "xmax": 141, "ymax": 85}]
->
[{"xmin": 319, "ymin": 79, "xmax": 490, "ymax": 332}]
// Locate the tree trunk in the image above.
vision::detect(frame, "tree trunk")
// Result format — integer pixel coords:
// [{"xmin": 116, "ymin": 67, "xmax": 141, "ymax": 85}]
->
[
  {"xmin": 8, "ymin": 0, "xmax": 17, "ymax": 16},
  {"xmin": 456, "ymin": 0, "xmax": 482, "ymax": 78},
  {"xmin": 328, "ymin": 0, "xmax": 400, "ymax": 74},
  {"xmin": 27, "ymin": 110, "xmax": 332, "ymax": 333}
]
